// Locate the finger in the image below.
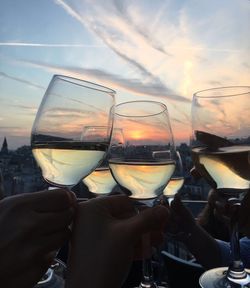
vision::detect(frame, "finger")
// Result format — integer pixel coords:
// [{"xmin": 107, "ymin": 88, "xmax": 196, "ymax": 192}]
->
[
  {"xmin": 89, "ymin": 195, "xmax": 135, "ymax": 216},
  {"xmin": 40, "ymin": 228, "xmax": 71, "ymax": 253},
  {"xmin": 28, "ymin": 189, "xmax": 76, "ymax": 212},
  {"xmin": 171, "ymin": 194, "xmax": 183, "ymax": 213},
  {"xmin": 190, "ymin": 167, "xmax": 202, "ymax": 180},
  {"xmin": 36, "ymin": 208, "xmax": 75, "ymax": 235},
  {"xmin": 124, "ymin": 205, "xmax": 169, "ymax": 237}
]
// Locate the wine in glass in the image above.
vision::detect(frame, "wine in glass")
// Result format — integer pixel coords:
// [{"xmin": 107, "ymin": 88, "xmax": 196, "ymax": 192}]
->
[
  {"xmin": 31, "ymin": 75, "xmax": 115, "ymax": 286},
  {"xmin": 163, "ymin": 150, "xmax": 184, "ymax": 203},
  {"xmin": 82, "ymin": 126, "xmax": 118, "ymax": 196},
  {"xmin": 191, "ymin": 86, "xmax": 250, "ymax": 288},
  {"xmin": 109, "ymin": 100, "xmax": 176, "ymax": 288}
]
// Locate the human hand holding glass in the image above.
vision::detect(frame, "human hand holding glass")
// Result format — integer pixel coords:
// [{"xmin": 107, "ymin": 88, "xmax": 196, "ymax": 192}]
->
[
  {"xmin": 31, "ymin": 75, "xmax": 115, "ymax": 286},
  {"xmin": 191, "ymin": 86, "xmax": 250, "ymax": 288},
  {"xmin": 109, "ymin": 100, "xmax": 176, "ymax": 288}
]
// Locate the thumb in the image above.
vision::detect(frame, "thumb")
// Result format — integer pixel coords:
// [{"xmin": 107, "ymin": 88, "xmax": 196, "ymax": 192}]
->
[
  {"xmin": 124, "ymin": 205, "xmax": 169, "ymax": 238},
  {"xmin": 171, "ymin": 195, "xmax": 194, "ymax": 223},
  {"xmin": 171, "ymin": 194, "xmax": 183, "ymax": 212}
]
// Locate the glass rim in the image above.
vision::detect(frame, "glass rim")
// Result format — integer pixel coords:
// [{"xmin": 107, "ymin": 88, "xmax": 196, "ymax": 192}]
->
[
  {"xmin": 193, "ymin": 86, "xmax": 250, "ymax": 99},
  {"xmin": 52, "ymin": 74, "xmax": 116, "ymax": 95},
  {"xmin": 115, "ymin": 100, "xmax": 168, "ymax": 117}
]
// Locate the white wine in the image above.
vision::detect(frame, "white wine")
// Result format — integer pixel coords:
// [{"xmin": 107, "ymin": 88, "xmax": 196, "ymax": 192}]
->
[
  {"xmin": 192, "ymin": 145, "xmax": 250, "ymax": 190},
  {"xmin": 32, "ymin": 142, "xmax": 107, "ymax": 187},
  {"xmin": 163, "ymin": 177, "xmax": 184, "ymax": 197},
  {"xmin": 109, "ymin": 160, "xmax": 175, "ymax": 199},
  {"xmin": 83, "ymin": 167, "xmax": 117, "ymax": 195}
]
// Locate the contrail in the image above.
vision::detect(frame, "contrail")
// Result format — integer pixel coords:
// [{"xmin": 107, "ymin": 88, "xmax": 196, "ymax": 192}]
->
[
  {"xmin": 0, "ymin": 42, "xmax": 105, "ymax": 48},
  {"xmin": 0, "ymin": 71, "xmax": 44, "ymax": 90},
  {"xmin": 54, "ymin": 0, "xmax": 84, "ymax": 23}
]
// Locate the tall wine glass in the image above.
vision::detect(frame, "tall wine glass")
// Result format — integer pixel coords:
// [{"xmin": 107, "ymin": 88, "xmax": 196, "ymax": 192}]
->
[
  {"xmin": 163, "ymin": 150, "xmax": 184, "ymax": 203},
  {"xmin": 108, "ymin": 100, "xmax": 176, "ymax": 288},
  {"xmin": 191, "ymin": 86, "xmax": 250, "ymax": 288},
  {"xmin": 31, "ymin": 75, "xmax": 115, "ymax": 286}
]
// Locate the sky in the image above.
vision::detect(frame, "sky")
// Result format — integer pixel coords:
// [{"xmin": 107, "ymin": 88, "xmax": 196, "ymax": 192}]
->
[{"xmin": 0, "ymin": 0, "xmax": 249, "ymax": 150}]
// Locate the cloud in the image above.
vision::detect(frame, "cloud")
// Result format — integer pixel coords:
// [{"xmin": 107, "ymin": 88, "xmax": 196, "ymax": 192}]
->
[
  {"xmin": 0, "ymin": 126, "xmax": 30, "ymax": 137},
  {"xmin": 0, "ymin": 42, "xmax": 105, "ymax": 48},
  {"xmin": 112, "ymin": 0, "xmax": 172, "ymax": 57},
  {"xmin": 55, "ymin": 0, "xmax": 249, "ymax": 93},
  {"xmin": 15, "ymin": 59, "xmax": 190, "ymax": 103},
  {"xmin": 0, "ymin": 72, "xmax": 44, "ymax": 90},
  {"xmin": 9, "ymin": 104, "xmax": 38, "ymax": 114},
  {"xmin": 53, "ymin": 0, "xmax": 179, "ymax": 95}
]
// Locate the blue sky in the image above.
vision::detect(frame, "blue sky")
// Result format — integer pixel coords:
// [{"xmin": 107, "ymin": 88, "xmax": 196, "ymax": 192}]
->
[{"xmin": 0, "ymin": 0, "xmax": 249, "ymax": 149}]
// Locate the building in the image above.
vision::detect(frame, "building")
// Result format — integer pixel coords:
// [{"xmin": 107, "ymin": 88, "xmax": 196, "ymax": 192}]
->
[{"xmin": 0, "ymin": 137, "xmax": 8, "ymax": 155}]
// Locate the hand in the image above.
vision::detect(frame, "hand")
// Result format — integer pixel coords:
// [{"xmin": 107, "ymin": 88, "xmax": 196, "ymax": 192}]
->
[
  {"xmin": 167, "ymin": 194, "xmax": 196, "ymax": 237},
  {"xmin": 66, "ymin": 195, "xmax": 168, "ymax": 288},
  {"xmin": 0, "ymin": 189, "xmax": 76, "ymax": 288}
]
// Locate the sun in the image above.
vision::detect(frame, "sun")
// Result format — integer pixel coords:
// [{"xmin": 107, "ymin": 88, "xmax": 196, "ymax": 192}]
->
[{"xmin": 130, "ymin": 130, "xmax": 144, "ymax": 140}]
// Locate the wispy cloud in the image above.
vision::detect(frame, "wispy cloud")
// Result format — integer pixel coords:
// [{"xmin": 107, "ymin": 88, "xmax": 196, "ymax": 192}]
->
[
  {"xmin": 10, "ymin": 104, "xmax": 38, "ymax": 114},
  {"xmin": 53, "ymin": 0, "xmax": 249, "ymax": 99},
  {"xmin": 0, "ymin": 42, "xmax": 105, "ymax": 48},
  {"xmin": 0, "ymin": 72, "xmax": 44, "ymax": 90},
  {"xmin": 54, "ymin": 0, "xmax": 178, "ymax": 94},
  {"xmin": 15, "ymin": 59, "xmax": 190, "ymax": 103},
  {"xmin": 0, "ymin": 126, "xmax": 30, "ymax": 137}
]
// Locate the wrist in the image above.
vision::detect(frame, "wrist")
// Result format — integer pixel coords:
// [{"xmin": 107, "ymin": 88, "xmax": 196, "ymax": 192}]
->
[{"xmin": 172, "ymin": 222, "xmax": 198, "ymax": 242}]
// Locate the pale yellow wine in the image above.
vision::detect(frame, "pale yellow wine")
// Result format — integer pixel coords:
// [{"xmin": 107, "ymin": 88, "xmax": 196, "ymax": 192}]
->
[
  {"xmin": 32, "ymin": 142, "xmax": 106, "ymax": 187},
  {"xmin": 192, "ymin": 145, "xmax": 250, "ymax": 190},
  {"xmin": 109, "ymin": 160, "xmax": 175, "ymax": 199},
  {"xmin": 83, "ymin": 167, "xmax": 117, "ymax": 195},
  {"xmin": 163, "ymin": 177, "xmax": 184, "ymax": 197}
]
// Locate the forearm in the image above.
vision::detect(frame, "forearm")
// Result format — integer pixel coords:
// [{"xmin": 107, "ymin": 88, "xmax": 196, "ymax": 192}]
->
[{"xmin": 182, "ymin": 223, "xmax": 222, "ymax": 269}]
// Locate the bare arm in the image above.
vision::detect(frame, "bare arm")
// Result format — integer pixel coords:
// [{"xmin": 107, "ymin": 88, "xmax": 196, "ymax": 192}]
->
[{"xmin": 170, "ymin": 196, "xmax": 222, "ymax": 269}]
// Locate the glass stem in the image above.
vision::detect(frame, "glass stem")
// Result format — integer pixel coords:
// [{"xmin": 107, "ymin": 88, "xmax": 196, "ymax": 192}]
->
[
  {"xmin": 227, "ymin": 200, "xmax": 248, "ymax": 282},
  {"xmin": 139, "ymin": 233, "xmax": 157, "ymax": 288},
  {"xmin": 139, "ymin": 258, "xmax": 157, "ymax": 288}
]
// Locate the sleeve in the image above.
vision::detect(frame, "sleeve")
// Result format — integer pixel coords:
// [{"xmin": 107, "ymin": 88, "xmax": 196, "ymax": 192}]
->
[
  {"xmin": 216, "ymin": 239, "xmax": 231, "ymax": 266},
  {"xmin": 216, "ymin": 237, "xmax": 250, "ymax": 268},
  {"xmin": 239, "ymin": 237, "xmax": 250, "ymax": 269}
]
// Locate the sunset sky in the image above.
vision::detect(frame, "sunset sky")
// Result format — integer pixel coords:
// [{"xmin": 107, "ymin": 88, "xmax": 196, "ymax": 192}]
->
[{"xmin": 0, "ymin": 0, "xmax": 249, "ymax": 149}]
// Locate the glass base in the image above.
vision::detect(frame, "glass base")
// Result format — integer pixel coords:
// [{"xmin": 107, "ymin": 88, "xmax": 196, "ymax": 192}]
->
[
  {"xmin": 134, "ymin": 283, "xmax": 168, "ymax": 288},
  {"xmin": 199, "ymin": 267, "xmax": 250, "ymax": 288},
  {"xmin": 34, "ymin": 258, "xmax": 66, "ymax": 288}
]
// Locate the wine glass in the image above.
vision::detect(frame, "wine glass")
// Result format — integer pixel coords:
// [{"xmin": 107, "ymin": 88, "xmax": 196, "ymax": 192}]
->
[
  {"xmin": 163, "ymin": 150, "xmax": 184, "ymax": 203},
  {"xmin": 82, "ymin": 126, "xmax": 117, "ymax": 196},
  {"xmin": 191, "ymin": 86, "xmax": 250, "ymax": 288},
  {"xmin": 108, "ymin": 100, "xmax": 176, "ymax": 288},
  {"xmin": 31, "ymin": 75, "xmax": 115, "ymax": 286}
]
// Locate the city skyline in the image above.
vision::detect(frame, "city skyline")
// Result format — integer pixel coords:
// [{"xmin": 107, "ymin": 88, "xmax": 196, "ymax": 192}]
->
[{"xmin": 0, "ymin": 0, "xmax": 249, "ymax": 149}]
